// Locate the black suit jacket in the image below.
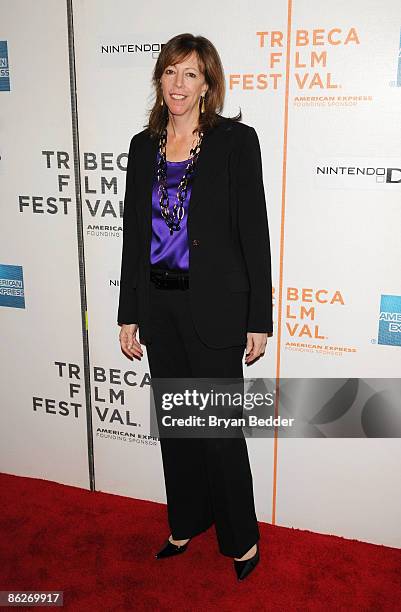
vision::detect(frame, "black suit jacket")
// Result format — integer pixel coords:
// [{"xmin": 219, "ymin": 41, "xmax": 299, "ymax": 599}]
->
[{"xmin": 117, "ymin": 114, "xmax": 273, "ymax": 348}]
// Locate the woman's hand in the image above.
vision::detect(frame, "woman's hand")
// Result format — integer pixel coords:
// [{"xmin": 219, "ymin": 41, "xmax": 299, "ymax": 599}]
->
[
  {"xmin": 119, "ymin": 323, "xmax": 143, "ymax": 360},
  {"xmin": 245, "ymin": 332, "xmax": 268, "ymax": 365}
]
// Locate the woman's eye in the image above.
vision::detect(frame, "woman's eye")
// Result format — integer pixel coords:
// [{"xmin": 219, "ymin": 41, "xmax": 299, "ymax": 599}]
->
[{"xmin": 164, "ymin": 69, "xmax": 196, "ymax": 77}]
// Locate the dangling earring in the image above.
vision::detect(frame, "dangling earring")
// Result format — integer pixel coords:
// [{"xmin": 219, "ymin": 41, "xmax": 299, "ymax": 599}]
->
[
  {"xmin": 201, "ymin": 94, "xmax": 205, "ymax": 114},
  {"xmin": 161, "ymin": 97, "xmax": 164, "ymax": 107}
]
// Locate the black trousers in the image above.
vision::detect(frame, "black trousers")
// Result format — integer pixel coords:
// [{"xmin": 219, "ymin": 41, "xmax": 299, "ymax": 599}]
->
[{"xmin": 145, "ymin": 278, "xmax": 260, "ymax": 558}]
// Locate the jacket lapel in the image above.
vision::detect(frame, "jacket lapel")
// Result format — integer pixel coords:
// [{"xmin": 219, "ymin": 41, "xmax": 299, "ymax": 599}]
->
[{"xmin": 186, "ymin": 125, "xmax": 223, "ymax": 215}]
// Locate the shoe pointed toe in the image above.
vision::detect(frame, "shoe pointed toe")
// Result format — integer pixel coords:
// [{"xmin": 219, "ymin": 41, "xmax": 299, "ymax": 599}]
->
[
  {"xmin": 155, "ymin": 537, "xmax": 190, "ymax": 559},
  {"xmin": 233, "ymin": 545, "xmax": 260, "ymax": 580}
]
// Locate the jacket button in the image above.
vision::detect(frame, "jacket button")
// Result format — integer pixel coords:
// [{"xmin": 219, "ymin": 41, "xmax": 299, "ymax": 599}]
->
[{"xmin": 192, "ymin": 239, "xmax": 200, "ymax": 246}]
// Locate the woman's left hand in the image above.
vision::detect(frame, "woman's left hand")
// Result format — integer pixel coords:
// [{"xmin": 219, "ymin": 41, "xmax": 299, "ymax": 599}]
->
[{"xmin": 245, "ymin": 332, "xmax": 268, "ymax": 364}]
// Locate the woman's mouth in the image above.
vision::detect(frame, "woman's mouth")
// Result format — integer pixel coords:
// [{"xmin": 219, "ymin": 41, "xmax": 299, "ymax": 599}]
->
[{"xmin": 170, "ymin": 93, "xmax": 187, "ymax": 101}]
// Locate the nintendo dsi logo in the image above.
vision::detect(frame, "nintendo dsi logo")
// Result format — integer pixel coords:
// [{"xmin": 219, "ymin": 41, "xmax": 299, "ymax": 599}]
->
[
  {"xmin": 378, "ymin": 295, "xmax": 401, "ymax": 347},
  {"xmin": 0, "ymin": 41, "xmax": 10, "ymax": 92}
]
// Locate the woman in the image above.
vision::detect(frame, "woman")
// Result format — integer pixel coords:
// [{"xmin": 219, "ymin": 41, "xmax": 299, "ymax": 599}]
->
[{"xmin": 118, "ymin": 33, "xmax": 273, "ymax": 581}]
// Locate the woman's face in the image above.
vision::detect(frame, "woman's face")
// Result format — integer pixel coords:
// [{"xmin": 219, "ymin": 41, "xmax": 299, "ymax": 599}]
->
[{"xmin": 160, "ymin": 51, "xmax": 208, "ymax": 119}]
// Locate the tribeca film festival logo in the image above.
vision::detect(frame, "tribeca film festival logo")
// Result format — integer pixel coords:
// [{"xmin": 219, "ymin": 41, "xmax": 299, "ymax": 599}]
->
[
  {"xmin": 252, "ymin": 27, "xmax": 360, "ymax": 96},
  {"xmin": 33, "ymin": 362, "xmax": 83, "ymax": 419},
  {"xmin": 284, "ymin": 286, "xmax": 357, "ymax": 357},
  {"xmin": 16, "ymin": 149, "xmax": 129, "ymax": 224},
  {"xmin": 238, "ymin": 27, "xmax": 372, "ymax": 108},
  {"xmin": 0, "ymin": 40, "xmax": 10, "ymax": 92},
  {"xmin": 376, "ymin": 294, "xmax": 401, "ymax": 347},
  {"xmin": 0, "ymin": 264, "xmax": 25, "ymax": 309},
  {"xmin": 31, "ymin": 361, "xmax": 156, "ymax": 445},
  {"xmin": 18, "ymin": 151, "xmax": 74, "ymax": 216},
  {"xmin": 93, "ymin": 366, "xmax": 157, "ymax": 445}
]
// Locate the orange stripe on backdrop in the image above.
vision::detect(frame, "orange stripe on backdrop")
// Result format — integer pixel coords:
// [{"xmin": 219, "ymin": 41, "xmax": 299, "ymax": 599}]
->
[{"xmin": 272, "ymin": 0, "xmax": 293, "ymax": 525}]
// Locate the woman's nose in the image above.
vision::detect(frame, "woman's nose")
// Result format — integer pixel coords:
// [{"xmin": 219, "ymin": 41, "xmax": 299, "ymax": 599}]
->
[{"xmin": 174, "ymin": 73, "xmax": 183, "ymax": 87}]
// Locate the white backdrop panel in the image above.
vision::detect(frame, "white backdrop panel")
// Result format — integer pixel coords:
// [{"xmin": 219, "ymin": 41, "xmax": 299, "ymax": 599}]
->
[{"xmin": 0, "ymin": 0, "xmax": 89, "ymax": 488}]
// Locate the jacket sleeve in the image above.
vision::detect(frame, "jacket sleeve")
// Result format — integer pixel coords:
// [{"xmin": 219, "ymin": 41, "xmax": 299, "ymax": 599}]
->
[
  {"xmin": 117, "ymin": 134, "xmax": 140, "ymax": 325},
  {"xmin": 237, "ymin": 126, "xmax": 273, "ymax": 334}
]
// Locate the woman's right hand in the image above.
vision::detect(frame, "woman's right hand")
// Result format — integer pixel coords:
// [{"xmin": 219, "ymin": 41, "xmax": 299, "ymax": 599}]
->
[{"xmin": 119, "ymin": 323, "xmax": 143, "ymax": 360}]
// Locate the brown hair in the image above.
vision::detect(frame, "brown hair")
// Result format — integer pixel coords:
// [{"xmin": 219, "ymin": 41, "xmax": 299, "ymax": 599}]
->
[{"xmin": 145, "ymin": 33, "xmax": 242, "ymax": 138}]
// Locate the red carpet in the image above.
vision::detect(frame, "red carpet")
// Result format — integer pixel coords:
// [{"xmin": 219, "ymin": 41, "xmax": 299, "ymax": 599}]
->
[{"xmin": 1, "ymin": 472, "xmax": 400, "ymax": 610}]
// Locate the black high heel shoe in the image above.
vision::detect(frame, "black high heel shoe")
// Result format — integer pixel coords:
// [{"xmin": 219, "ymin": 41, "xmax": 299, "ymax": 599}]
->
[
  {"xmin": 155, "ymin": 535, "xmax": 191, "ymax": 559},
  {"xmin": 233, "ymin": 543, "xmax": 259, "ymax": 580}
]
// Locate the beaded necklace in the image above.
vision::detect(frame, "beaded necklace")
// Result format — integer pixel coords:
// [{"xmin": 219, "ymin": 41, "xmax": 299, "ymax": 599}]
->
[{"xmin": 157, "ymin": 127, "xmax": 204, "ymax": 236}]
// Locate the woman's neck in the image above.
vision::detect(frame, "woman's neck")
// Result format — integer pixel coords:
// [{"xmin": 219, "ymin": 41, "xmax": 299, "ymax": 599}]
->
[{"xmin": 167, "ymin": 114, "xmax": 199, "ymax": 140}]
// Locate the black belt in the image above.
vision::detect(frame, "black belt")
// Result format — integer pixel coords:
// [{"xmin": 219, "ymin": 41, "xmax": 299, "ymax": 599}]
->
[{"xmin": 150, "ymin": 266, "xmax": 189, "ymax": 290}]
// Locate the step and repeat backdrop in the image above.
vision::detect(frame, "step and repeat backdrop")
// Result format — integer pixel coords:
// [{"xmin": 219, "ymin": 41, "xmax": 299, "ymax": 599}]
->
[{"xmin": 1, "ymin": 0, "xmax": 400, "ymax": 548}]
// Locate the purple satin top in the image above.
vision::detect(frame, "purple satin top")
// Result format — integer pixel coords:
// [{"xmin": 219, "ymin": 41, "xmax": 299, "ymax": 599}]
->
[{"xmin": 150, "ymin": 150, "xmax": 195, "ymax": 271}]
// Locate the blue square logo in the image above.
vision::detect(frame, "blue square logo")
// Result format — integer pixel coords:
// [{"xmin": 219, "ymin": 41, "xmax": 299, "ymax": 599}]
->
[
  {"xmin": 378, "ymin": 295, "xmax": 401, "ymax": 346},
  {"xmin": 0, "ymin": 41, "xmax": 10, "ymax": 92},
  {"xmin": 0, "ymin": 264, "xmax": 25, "ymax": 309}
]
